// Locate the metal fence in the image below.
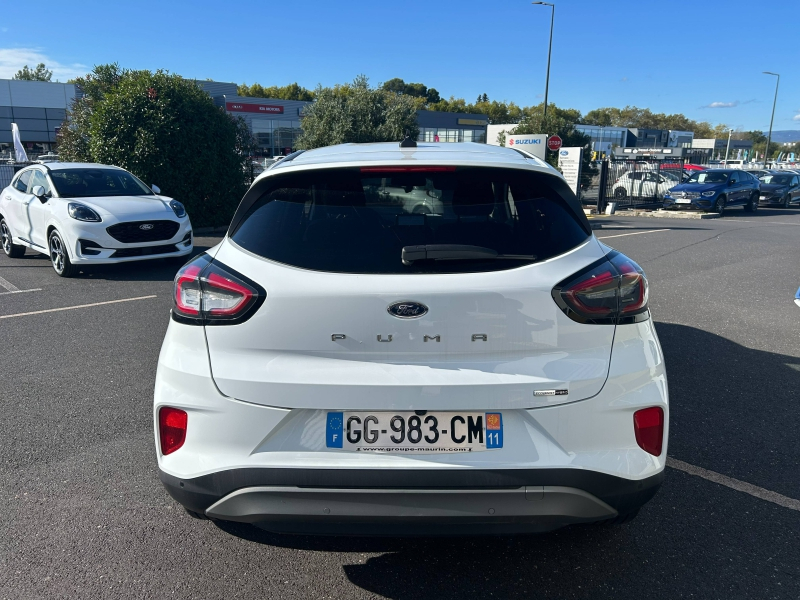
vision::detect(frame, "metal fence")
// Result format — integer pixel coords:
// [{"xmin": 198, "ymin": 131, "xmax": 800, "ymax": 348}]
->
[
  {"xmin": 0, "ymin": 163, "xmax": 35, "ymax": 190},
  {"xmin": 597, "ymin": 158, "xmax": 685, "ymax": 211}
]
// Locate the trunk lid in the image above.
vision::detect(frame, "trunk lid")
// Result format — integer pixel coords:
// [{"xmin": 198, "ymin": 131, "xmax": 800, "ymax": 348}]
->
[{"xmin": 204, "ymin": 237, "xmax": 614, "ymax": 410}]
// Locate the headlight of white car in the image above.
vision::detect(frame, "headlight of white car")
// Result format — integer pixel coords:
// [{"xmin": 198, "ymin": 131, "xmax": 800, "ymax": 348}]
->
[
  {"xmin": 68, "ymin": 202, "xmax": 102, "ymax": 222},
  {"xmin": 170, "ymin": 200, "xmax": 187, "ymax": 218}
]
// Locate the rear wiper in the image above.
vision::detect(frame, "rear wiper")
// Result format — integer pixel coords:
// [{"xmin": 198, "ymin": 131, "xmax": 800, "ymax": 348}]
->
[{"xmin": 401, "ymin": 244, "xmax": 536, "ymax": 265}]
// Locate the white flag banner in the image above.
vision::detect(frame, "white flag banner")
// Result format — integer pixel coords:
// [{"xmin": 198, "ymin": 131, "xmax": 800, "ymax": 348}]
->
[{"xmin": 11, "ymin": 123, "xmax": 28, "ymax": 162}]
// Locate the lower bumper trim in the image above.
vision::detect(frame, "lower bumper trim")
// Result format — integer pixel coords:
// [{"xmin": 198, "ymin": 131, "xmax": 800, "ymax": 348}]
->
[
  {"xmin": 206, "ymin": 485, "xmax": 617, "ymax": 528},
  {"xmin": 159, "ymin": 466, "xmax": 664, "ymax": 525}
]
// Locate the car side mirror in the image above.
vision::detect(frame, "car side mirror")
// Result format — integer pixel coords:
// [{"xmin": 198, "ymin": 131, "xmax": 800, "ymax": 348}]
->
[
  {"xmin": 31, "ymin": 185, "xmax": 47, "ymax": 201},
  {"xmin": 151, "ymin": 184, "xmax": 161, "ymax": 194}
]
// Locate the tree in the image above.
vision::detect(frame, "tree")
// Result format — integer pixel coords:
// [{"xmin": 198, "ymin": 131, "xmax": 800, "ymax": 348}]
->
[
  {"xmin": 13, "ymin": 63, "xmax": 53, "ymax": 81},
  {"xmin": 59, "ymin": 64, "xmax": 255, "ymax": 227},
  {"xmin": 582, "ymin": 105, "xmax": 727, "ymax": 139},
  {"xmin": 237, "ymin": 82, "xmax": 315, "ymax": 101},
  {"xmin": 297, "ymin": 75, "xmax": 419, "ymax": 149}
]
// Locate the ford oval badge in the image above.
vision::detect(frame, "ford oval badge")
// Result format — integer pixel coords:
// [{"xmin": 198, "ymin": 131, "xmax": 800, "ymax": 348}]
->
[
  {"xmin": 387, "ymin": 301, "xmax": 428, "ymax": 319},
  {"xmin": 139, "ymin": 224, "xmax": 154, "ymax": 230}
]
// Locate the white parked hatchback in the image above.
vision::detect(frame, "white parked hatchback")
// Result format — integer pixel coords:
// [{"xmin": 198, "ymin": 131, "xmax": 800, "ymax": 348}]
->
[
  {"xmin": 155, "ymin": 141, "xmax": 668, "ymax": 535},
  {"xmin": 0, "ymin": 163, "xmax": 192, "ymax": 276}
]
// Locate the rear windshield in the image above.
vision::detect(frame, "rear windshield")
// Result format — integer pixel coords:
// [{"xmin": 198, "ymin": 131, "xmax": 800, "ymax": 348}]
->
[{"xmin": 230, "ymin": 167, "xmax": 590, "ymax": 274}]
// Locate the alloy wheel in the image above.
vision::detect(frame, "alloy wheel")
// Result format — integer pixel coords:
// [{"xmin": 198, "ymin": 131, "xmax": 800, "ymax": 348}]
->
[
  {"xmin": 50, "ymin": 233, "xmax": 65, "ymax": 274},
  {"xmin": 716, "ymin": 197, "xmax": 726, "ymax": 216},
  {"xmin": 1, "ymin": 221, "xmax": 11, "ymax": 254}
]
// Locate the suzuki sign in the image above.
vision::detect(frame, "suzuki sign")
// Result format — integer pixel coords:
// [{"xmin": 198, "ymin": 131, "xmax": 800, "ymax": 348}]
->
[{"xmin": 507, "ymin": 134, "xmax": 547, "ymax": 160}]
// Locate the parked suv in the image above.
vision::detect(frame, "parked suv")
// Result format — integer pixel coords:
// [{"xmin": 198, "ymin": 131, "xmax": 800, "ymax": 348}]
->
[
  {"xmin": 758, "ymin": 172, "xmax": 800, "ymax": 208},
  {"xmin": 664, "ymin": 169, "xmax": 760, "ymax": 214},
  {"xmin": 155, "ymin": 142, "xmax": 668, "ymax": 535},
  {"xmin": 0, "ymin": 163, "xmax": 192, "ymax": 276},
  {"xmin": 613, "ymin": 170, "xmax": 676, "ymax": 200}
]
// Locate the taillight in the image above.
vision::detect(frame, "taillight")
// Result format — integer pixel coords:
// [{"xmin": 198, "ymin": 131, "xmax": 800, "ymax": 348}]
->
[
  {"xmin": 633, "ymin": 407, "xmax": 664, "ymax": 456},
  {"xmin": 172, "ymin": 254, "xmax": 265, "ymax": 325},
  {"xmin": 159, "ymin": 406, "xmax": 187, "ymax": 455},
  {"xmin": 552, "ymin": 251, "xmax": 649, "ymax": 325}
]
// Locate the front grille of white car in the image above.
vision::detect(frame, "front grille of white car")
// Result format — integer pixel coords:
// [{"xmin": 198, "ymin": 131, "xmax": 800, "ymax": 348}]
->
[{"xmin": 107, "ymin": 220, "xmax": 180, "ymax": 243}]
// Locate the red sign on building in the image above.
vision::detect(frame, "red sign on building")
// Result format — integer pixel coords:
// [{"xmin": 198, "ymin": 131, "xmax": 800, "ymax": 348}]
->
[
  {"xmin": 547, "ymin": 135, "xmax": 563, "ymax": 151},
  {"xmin": 225, "ymin": 102, "xmax": 284, "ymax": 115}
]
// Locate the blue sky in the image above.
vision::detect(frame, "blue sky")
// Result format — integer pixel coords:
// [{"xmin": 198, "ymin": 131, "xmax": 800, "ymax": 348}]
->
[{"xmin": 1, "ymin": 0, "xmax": 798, "ymax": 131}]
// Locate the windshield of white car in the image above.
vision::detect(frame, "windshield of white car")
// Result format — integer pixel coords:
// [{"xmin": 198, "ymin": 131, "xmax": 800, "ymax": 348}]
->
[
  {"xmin": 49, "ymin": 168, "xmax": 154, "ymax": 198},
  {"xmin": 687, "ymin": 172, "xmax": 728, "ymax": 184}
]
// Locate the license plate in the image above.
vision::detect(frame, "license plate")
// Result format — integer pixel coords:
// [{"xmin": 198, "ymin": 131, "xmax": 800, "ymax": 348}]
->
[
  {"xmin": 676, "ymin": 198, "xmax": 692, "ymax": 204},
  {"xmin": 326, "ymin": 411, "xmax": 503, "ymax": 452}
]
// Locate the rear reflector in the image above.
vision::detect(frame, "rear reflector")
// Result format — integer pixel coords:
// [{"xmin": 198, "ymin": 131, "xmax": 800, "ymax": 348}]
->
[
  {"xmin": 159, "ymin": 407, "xmax": 187, "ymax": 455},
  {"xmin": 633, "ymin": 407, "xmax": 664, "ymax": 456}
]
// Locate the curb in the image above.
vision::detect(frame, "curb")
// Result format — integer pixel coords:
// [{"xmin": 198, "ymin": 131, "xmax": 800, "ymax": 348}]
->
[{"xmin": 616, "ymin": 209, "xmax": 720, "ymax": 220}]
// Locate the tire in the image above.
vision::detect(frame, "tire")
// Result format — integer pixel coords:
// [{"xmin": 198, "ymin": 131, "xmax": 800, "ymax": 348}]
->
[
  {"xmin": 1, "ymin": 218, "xmax": 25, "ymax": 258},
  {"xmin": 784, "ymin": 195, "xmax": 791, "ymax": 209},
  {"xmin": 48, "ymin": 229, "xmax": 79, "ymax": 278},
  {"xmin": 744, "ymin": 193, "xmax": 758, "ymax": 213},
  {"xmin": 713, "ymin": 196, "xmax": 726, "ymax": 216},
  {"xmin": 614, "ymin": 187, "xmax": 627, "ymax": 200}
]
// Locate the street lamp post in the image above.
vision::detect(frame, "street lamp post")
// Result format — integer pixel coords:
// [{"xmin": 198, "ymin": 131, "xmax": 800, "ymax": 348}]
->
[
  {"xmin": 724, "ymin": 128, "xmax": 733, "ymax": 164},
  {"xmin": 763, "ymin": 71, "xmax": 779, "ymax": 167},
  {"xmin": 532, "ymin": 2, "xmax": 555, "ymax": 125}
]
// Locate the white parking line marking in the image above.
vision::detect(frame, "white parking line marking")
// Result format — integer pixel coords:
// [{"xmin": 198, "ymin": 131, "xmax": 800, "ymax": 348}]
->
[
  {"xmin": 668, "ymin": 457, "xmax": 800, "ymax": 512},
  {"xmin": 0, "ymin": 288, "xmax": 42, "ymax": 296},
  {"xmin": 0, "ymin": 275, "xmax": 20, "ymax": 292},
  {"xmin": 0, "ymin": 295, "xmax": 157, "ymax": 320},
  {"xmin": 597, "ymin": 229, "xmax": 672, "ymax": 240}
]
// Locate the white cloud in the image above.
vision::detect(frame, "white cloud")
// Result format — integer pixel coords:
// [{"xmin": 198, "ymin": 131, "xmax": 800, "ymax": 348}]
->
[
  {"xmin": 702, "ymin": 101, "xmax": 739, "ymax": 109},
  {"xmin": 0, "ymin": 48, "xmax": 88, "ymax": 82},
  {"xmin": 793, "ymin": 114, "xmax": 800, "ymax": 121}
]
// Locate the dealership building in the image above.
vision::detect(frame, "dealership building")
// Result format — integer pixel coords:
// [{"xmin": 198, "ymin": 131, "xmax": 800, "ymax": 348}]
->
[
  {"xmin": 2, "ymin": 78, "xmax": 490, "ymax": 159},
  {"xmin": 0, "ymin": 79, "xmax": 78, "ymax": 158}
]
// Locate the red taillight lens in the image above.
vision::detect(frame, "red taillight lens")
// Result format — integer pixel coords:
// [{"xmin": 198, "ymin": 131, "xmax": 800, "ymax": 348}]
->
[
  {"xmin": 159, "ymin": 407, "xmax": 187, "ymax": 455},
  {"xmin": 633, "ymin": 407, "xmax": 664, "ymax": 456},
  {"xmin": 204, "ymin": 271, "xmax": 254, "ymax": 316},
  {"xmin": 172, "ymin": 254, "xmax": 265, "ymax": 325},
  {"xmin": 174, "ymin": 263, "xmax": 203, "ymax": 316},
  {"xmin": 552, "ymin": 252, "xmax": 649, "ymax": 325},
  {"xmin": 610, "ymin": 254, "xmax": 649, "ymax": 317}
]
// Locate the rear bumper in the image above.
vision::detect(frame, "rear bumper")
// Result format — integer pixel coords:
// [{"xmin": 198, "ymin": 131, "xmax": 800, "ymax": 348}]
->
[{"xmin": 160, "ymin": 467, "xmax": 663, "ymax": 534}]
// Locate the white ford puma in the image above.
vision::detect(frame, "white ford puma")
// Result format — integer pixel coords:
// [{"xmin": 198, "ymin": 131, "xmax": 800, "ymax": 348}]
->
[
  {"xmin": 154, "ymin": 141, "xmax": 668, "ymax": 535},
  {"xmin": 0, "ymin": 163, "xmax": 193, "ymax": 277}
]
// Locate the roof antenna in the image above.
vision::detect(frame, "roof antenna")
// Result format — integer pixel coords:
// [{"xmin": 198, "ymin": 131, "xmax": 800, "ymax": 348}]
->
[{"xmin": 399, "ymin": 130, "xmax": 417, "ymax": 148}]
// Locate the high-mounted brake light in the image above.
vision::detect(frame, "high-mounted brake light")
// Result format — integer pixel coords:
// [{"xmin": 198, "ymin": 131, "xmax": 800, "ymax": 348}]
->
[
  {"xmin": 359, "ymin": 166, "xmax": 457, "ymax": 173},
  {"xmin": 172, "ymin": 254, "xmax": 265, "ymax": 325},
  {"xmin": 159, "ymin": 406, "xmax": 187, "ymax": 455},
  {"xmin": 633, "ymin": 407, "xmax": 664, "ymax": 456},
  {"xmin": 552, "ymin": 251, "xmax": 649, "ymax": 325}
]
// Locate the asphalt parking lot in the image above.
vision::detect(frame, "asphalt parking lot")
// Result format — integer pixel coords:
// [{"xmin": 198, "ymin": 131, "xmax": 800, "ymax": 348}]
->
[{"xmin": 2, "ymin": 208, "xmax": 799, "ymax": 599}]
